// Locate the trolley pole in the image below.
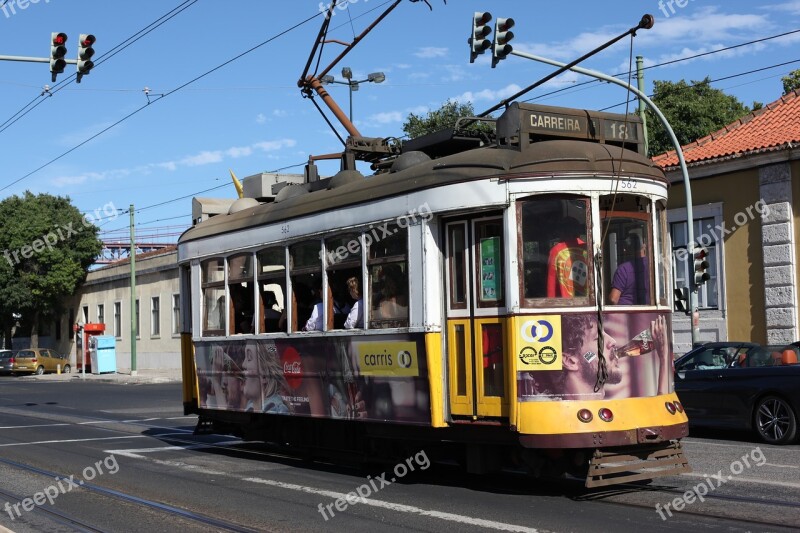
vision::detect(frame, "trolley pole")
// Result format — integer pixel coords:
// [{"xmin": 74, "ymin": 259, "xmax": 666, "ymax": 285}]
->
[
  {"xmin": 129, "ymin": 204, "xmax": 137, "ymax": 376},
  {"xmin": 509, "ymin": 48, "xmax": 700, "ymax": 346}
]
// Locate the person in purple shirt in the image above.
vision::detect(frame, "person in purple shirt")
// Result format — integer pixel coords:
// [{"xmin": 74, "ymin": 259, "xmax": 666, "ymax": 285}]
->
[{"xmin": 609, "ymin": 233, "xmax": 650, "ymax": 305}]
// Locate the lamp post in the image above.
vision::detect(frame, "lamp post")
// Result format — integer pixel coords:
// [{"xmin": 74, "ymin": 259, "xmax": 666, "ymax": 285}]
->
[{"xmin": 320, "ymin": 67, "xmax": 385, "ymax": 121}]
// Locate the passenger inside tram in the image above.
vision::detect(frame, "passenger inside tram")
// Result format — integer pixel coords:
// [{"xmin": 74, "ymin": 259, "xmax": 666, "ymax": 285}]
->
[
  {"xmin": 376, "ymin": 264, "xmax": 408, "ymax": 319},
  {"xmin": 546, "ymin": 217, "xmax": 589, "ymax": 298}
]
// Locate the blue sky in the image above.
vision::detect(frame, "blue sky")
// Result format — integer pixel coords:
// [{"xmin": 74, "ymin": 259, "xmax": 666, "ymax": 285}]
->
[{"xmin": 1, "ymin": 0, "xmax": 799, "ymax": 243}]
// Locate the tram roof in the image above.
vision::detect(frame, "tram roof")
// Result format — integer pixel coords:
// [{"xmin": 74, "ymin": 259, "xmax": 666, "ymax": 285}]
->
[{"xmin": 179, "ymin": 139, "xmax": 665, "ymax": 244}]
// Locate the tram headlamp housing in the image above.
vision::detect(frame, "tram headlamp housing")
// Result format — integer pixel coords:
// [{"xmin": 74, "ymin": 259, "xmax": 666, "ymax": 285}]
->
[
  {"xmin": 577, "ymin": 409, "xmax": 593, "ymax": 423},
  {"xmin": 598, "ymin": 408, "xmax": 614, "ymax": 422}
]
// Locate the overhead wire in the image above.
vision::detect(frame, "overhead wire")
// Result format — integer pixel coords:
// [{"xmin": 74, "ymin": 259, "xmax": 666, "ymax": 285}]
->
[
  {"xmin": 0, "ymin": 0, "xmax": 200, "ymax": 136},
  {"xmin": 0, "ymin": 8, "xmax": 323, "ymax": 194}
]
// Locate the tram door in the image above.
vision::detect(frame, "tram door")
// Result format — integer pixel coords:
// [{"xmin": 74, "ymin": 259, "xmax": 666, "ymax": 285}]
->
[{"xmin": 444, "ymin": 216, "xmax": 508, "ymax": 418}]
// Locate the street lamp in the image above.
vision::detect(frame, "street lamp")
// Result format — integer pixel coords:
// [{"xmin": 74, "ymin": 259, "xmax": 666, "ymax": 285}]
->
[{"xmin": 320, "ymin": 67, "xmax": 385, "ymax": 122}]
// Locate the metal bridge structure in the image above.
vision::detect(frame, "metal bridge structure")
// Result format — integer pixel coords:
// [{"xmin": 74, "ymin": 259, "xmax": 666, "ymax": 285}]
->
[{"xmin": 96, "ymin": 225, "xmax": 187, "ymax": 265}]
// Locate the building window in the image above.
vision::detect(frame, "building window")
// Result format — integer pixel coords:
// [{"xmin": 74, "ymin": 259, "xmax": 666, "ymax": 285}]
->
[
  {"xmin": 114, "ymin": 302, "xmax": 122, "ymax": 338},
  {"xmin": 135, "ymin": 299, "xmax": 140, "ymax": 339},
  {"xmin": 151, "ymin": 296, "xmax": 160, "ymax": 337},
  {"xmin": 172, "ymin": 294, "xmax": 180, "ymax": 336},
  {"xmin": 668, "ymin": 205, "xmax": 722, "ymax": 310},
  {"xmin": 82, "ymin": 305, "xmax": 89, "ymax": 324},
  {"xmin": 97, "ymin": 304, "xmax": 105, "ymax": 326}
]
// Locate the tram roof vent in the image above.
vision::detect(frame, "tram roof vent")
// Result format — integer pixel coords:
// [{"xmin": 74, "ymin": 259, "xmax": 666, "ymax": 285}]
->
[
  {"xmin": 496, "ymin": 102, "xmax": 645, "ymax": 155},
  {"xmin": 328, "ymin": 169, "xmax": 364, "ymax": 189},
  {"xmin": 390, "ymin": 151, "xmax": 431, "ymax": 173},
  {"xmin": 274, "ymin": 183, "xmax": 309, "ymax": 203},
  {"xmin": 228, "ymin": 197, "xmax": 260, "ymax": 214}
]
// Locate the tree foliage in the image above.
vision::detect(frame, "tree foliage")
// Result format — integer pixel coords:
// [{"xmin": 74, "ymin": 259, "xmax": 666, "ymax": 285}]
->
[
  {"xmin": 402, "ymin": 100, "xmax": 494, "ymax": 139},
  {"xmin": 0, "ymin": 192, "xmax": 102, "ymax": 347},
  {"xmin": 645, "ymin": 77, "xmax": 753, "ymax": 157},
  {"xmin": 782, "ymin": 69, "xmax": 800, "ymax": 95}
]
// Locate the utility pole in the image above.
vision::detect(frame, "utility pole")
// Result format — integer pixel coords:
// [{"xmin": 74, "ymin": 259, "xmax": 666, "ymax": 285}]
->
[
  {"xmin": 129, "ymin": 204, "xmax": 137, "ymax": 376},
  {"xmin": 636, "ymin": 56, "xmax": 649, "ymax": 155}
]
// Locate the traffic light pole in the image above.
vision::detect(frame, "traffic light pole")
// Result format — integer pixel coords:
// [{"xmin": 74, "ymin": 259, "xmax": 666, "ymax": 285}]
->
[
  {"xmin": 509, "ymin": 47, "xmax": 701, "ymax": 346},
  {"xmin": 0, "ymin": 54, "xmax": 78, "ymax": 64}
]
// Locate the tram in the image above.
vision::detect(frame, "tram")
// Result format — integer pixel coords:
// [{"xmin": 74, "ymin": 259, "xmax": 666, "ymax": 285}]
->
[{"xmin": 177, "ymin": 101, "xmax": 690, "ymax": 487}]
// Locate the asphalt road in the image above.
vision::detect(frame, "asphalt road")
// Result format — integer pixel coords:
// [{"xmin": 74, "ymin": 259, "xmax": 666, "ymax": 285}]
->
[{"xmin": 0, "ymin": 378, "xmax": 798, "ymax": 532}]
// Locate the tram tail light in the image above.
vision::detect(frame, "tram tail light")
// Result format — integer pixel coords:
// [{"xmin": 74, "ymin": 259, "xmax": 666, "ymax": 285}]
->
[
  {"xmin": 577, "ymin": 409, "xmax": 593, "ymax": 423},
  {"xmin": 665, "ymin": 401, "xmax": 677, "ymax": 414},
  {"xmin": 674, "ymin": 401, "xmax": 684, "ymax": 413},
  {"xmin": 598, "ymin": 407, "xmax": 614, "ymax": 422}
]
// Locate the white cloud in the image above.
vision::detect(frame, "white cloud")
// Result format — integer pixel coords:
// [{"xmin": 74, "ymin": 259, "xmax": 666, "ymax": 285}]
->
[
  {"xmin": 761, "ymin": 1, "xmax": 800, "ymax": 15},
  {"xmin": 273, "ymin": 109, "xmax": 288, "ymax": 117},
  {"xmin": 256, "ymin": 113, "xmax": 267, "ymax": 124},
  {"xmin": 51, "ymin": 139, "xmax": 298, "ymax": 188},
  {"xmin": 441, "ymin": 64, "xmax": 466, "ymax": 82},
  {"xmin": 367, "ymin": 111, "xmax": 403, "ymax": 124},
  {"xmin": 453, "ymin": 83, "xmax": 524, "ymax": 104},
  {"xmin": 415, "ymin": 47, "xmax": 448, "ymax": 58}
]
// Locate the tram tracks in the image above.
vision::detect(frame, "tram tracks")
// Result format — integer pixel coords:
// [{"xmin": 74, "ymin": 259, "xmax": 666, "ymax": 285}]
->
[{"xmin": 0, "ymin": 456, "xmax": 261, "ymax": 533}]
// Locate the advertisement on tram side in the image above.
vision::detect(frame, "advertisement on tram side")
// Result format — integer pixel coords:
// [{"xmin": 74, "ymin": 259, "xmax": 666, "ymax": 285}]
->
[
  {"xmin": 515, "ymin": 311, "xmax": 673, "ymax": 401},
  {"xmin": 194, "ymin": 333, "xmax": 431, "ymax": 424}
]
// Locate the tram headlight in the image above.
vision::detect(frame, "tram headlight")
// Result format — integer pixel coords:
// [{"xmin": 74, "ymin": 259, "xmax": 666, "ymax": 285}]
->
[
  {"xmin": 674, "ymin": 401, "xmax": 684, "ymax": 413},
  {"xmin": 577, "ymin": 409, "xmax": 593, "ymax": 423},
  {"xmin": 598, "ymin": 407, "xmax": 614, "ymax": 422},
  {"xmin": 665, "ymin": 401, "xmax": 677, "ymax": 414}
]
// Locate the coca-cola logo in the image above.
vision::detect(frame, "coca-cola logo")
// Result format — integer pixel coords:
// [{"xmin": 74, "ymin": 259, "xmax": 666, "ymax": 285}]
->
[{"xmin": 281, "ymin": 346, "xmax": 302, "ymax": 389}]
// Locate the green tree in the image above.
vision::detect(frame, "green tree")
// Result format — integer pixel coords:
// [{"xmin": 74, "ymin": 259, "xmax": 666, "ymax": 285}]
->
[
  {"xmin": 0, "ymin": 192, "xmax": 102, "ymax": 348},
  {"xmin": 402, "ymin": 99, "xmax": 494, "ymax": 139},
  {"xmin": 646, "ymin": 77, "xmax": 752, "ymax": 157},
  {"xmin": 782, "ymin": 69, "xmax": 800, "ymax": 95}
]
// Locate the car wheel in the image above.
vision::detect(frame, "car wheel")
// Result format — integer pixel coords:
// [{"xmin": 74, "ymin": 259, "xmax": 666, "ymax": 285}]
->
[
  {"xmin": 755, "ymin": 396, "xmax": 798, "ymax": 445},
  {"xmin": 34, "ymin": 365, "xmax": 45, "ymax": 375},
  {"xmin": 63, "ymin": 364, "xmax": 71, "ymax": 374}
]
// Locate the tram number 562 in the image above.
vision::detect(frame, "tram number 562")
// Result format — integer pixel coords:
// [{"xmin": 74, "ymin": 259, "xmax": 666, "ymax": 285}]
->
[{"xmin": 617, "ymin": 178, "xmax": 637, "ymax": 189}]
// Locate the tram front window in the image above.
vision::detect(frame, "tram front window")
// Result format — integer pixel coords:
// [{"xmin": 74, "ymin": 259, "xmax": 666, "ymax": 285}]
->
[
  {"xmin": 601, "ymin": 194, "xmax": 654, "ymax": 306},
  {"xmin": 519, "ymin": 197, "xmax": 591, "ymax": 303},
  {"xmin": 201, "ymin": 258, "xmax": 226, "ymax": 336}
]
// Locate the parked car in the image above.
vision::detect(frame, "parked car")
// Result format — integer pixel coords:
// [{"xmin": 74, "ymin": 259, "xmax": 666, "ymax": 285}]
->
[
  {"xmin": 0, "ymin": 350, "xmax": 14, "ymax": 375},
  {"xmin": 674, "ymin": 342, "xmax": 800, "ymax": 445},
  {"xmin": 10, "ymin": 348, "xmax": 71, "ymax": 375}
]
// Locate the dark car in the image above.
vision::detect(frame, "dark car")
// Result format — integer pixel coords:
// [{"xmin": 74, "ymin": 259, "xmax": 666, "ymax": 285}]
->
[
  {"xmin": 674, "ymin": 342, "xmax": 800, "ymax": 445},
  {"xmin": 0, "ymin": 350, "xmax": 13, "ymax": 375}
]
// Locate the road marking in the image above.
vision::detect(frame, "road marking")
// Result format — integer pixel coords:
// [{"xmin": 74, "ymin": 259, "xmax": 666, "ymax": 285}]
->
[
  {"xmin": 682, "ymin": 472, "xmax": 800, "ymax": 489},
  {"xmin": 0, "ymin": 422, "xmax": 71, "ymax": 429},
  {"xmin": 763, "ymin": 463, "xmax": 800, "ymax": 469},
  {"xmin": 0, "ymin": 435, "xmax": 146, "ymax": 447},
  {"xmin": 102, "ymin": 443, "xmax": 543, "ymax": 533},
  {"xmin": 245, "ymin": 476, "xmax": 541, "ymax": 532}
]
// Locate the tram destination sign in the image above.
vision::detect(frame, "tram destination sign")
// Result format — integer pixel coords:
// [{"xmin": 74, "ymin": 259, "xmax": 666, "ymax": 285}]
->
[{"xmin": 497, "ymin": 102, "xmax": 644, "ymax": 154}]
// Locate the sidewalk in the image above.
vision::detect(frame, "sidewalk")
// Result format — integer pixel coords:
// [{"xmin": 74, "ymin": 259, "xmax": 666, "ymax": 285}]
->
[{"xmin": 22, "ymin": 368, "xmax": 182, "ymax": 385}]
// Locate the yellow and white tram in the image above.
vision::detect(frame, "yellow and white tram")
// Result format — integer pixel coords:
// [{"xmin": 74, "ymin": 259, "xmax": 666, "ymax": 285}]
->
[{"xmin": 178, "ymin": 102, "xmax": 690, "ymax": 487}]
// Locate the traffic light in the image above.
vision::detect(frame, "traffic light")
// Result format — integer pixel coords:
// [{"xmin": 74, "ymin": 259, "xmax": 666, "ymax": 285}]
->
[
  {"xmin": 469, "ymin": 12, "xmax": 492, "ymax": 64},
  {"xmin": 50, "ymin": 32, "xmax": 68, "ymax": 82},
  {"xmin": 491, "ymin": 17, "xmax": 515, "ymax": 68},
  {"xmin": 693, "ymin": 246, "xmax": 710, "ymax": 286},
  {"xmin": 76, "ymin": 34, "xmax": 96, "ymax": 83}
]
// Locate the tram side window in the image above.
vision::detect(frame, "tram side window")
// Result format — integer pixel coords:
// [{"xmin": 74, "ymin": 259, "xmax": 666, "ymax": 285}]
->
[
  {"xmin": 369, "ymin": 225, "xmax": 408, "ymax": 328},
  {"xmin": 257, "ymin": 247, "xmax": 286, "ymax": 333},
  {"xmin": 325, "ymin": 234, "xmax": 363, "ymax": 330},
  {"xmin": 600, "ymin": 194, "xmax": 653, "ymax": 306},
  {"xmin": 228, "ymin": 253, "xmax": 255, "ymax": 334},
  {"xmin": 519, "ymin": 197, "xmax": 591, "ymax": 303},
  {"xmin": 202, "ymin": 258, "xmax": 226, "ymax": 336},
  {"xmin": 290, "ymin": 240, "xmax": 323, "ymax": 332}
]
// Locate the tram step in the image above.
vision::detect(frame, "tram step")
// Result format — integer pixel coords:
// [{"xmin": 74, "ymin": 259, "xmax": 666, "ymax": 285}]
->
[{"xmin": 585, "ymin": 441, "xmax": 691, "ymax": 488}]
